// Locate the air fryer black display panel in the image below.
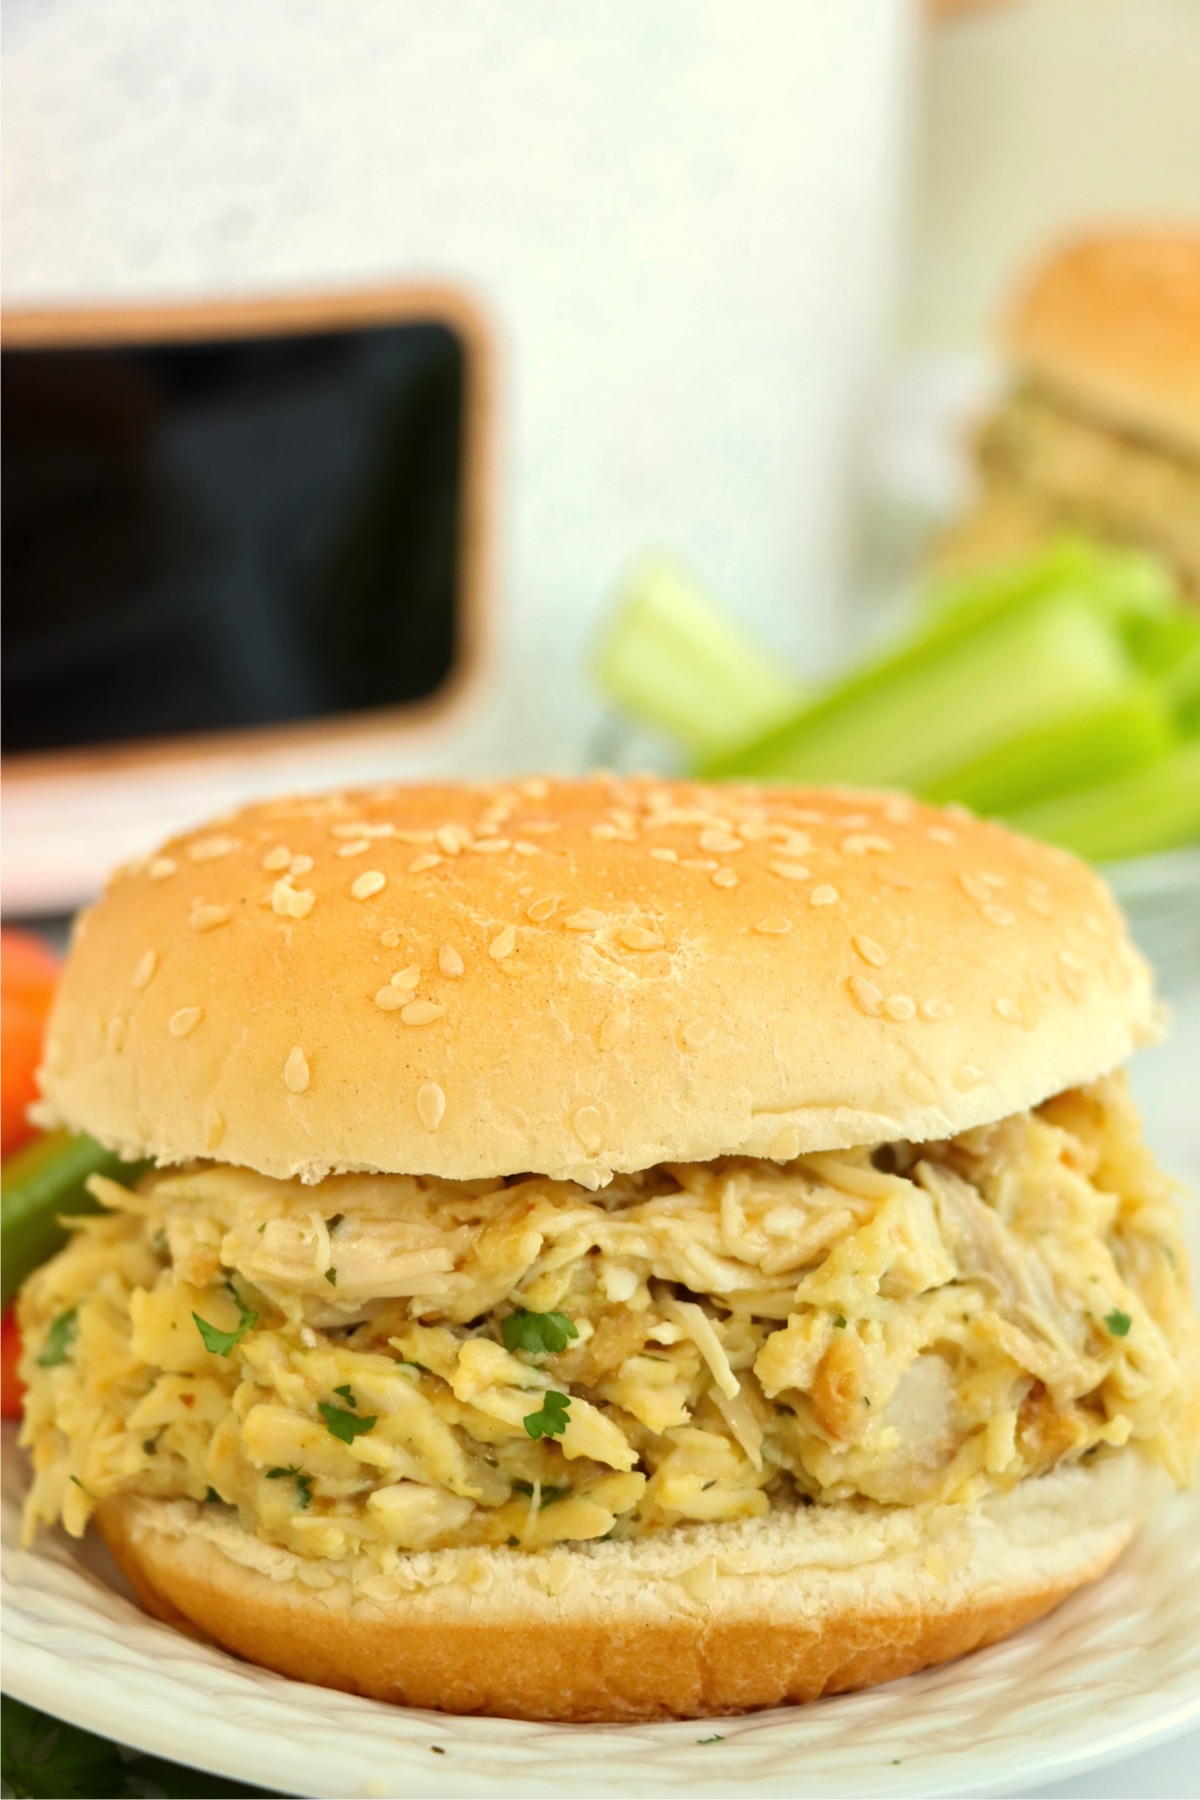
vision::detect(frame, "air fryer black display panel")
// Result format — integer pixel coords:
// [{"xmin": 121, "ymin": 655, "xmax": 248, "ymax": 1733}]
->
[{"xmin": 2, "ymin": 321, "xmax": 464, "ymax": 754}]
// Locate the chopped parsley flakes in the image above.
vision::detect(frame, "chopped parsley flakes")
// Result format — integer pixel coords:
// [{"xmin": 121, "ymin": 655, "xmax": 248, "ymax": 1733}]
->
[
  {"xmin": 697, "ymin": 1734, "xmax": 724, "ymax": 1745},
  {"xmin": 502, "ymin": 1309, "xmax": 580, "ymax": 1357},
  {"xmin": 522, "ymin": 1390, "xmax": 571, "ymax": 1441},
  {"xmin": 267, "ymin": 1465, "xmax": 314, "ymax": 1508},
  {"xmin": 192, "ymin": 1284, "xmax": 258, "ymax": 1357},
  {"xmin": 36, "ymin": 1307, "xmax": 78, "ymax": 1368},
  {"xmin": 1104, "ymin": 1309, "xmax": 1132, "ymax": 1337},
  {"xmin": 324, "ymin": 1266, "xmax": 338, "ymax": 1287},
  {"xmin": 319, "ymin": 1399, "xmax": 377, "ymax": 1444}
]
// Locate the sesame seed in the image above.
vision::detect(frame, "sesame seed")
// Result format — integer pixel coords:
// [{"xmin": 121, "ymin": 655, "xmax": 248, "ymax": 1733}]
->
[
  {"xmin": 565, "ymin": 910, "xmax": 606, "ymax": 931},
  {"xmin": 769, "ymin": 861, "xmax": 810, "ymax": 881},
  {"xmin": 681, "ymin": 1018, "xmax": 715, "ymax": 1048},
  {"xmin": 842, "ymin": 834, "xmax": 892, "ymax": 856},
  {"xmin": 771, "ymin": 1127, "xmax": 801, "ymax": 1161},
  {"xmin": 409, "ymin": 854, "xmax": 442, "ymax": 874},
  {"xmin": 289, "ymin": 854, "xmax": 314, "ymax": 877},
  {"xmin": 521, "ymin": 821, "xmax": 558, "ymax": 835},
  {"xmin": 994, "ymin": 997, "xmax": 1021, "ymax": 1022},
  {"xmin": 1025, "ymin": 893, "xmax": 1054, "ymax": 918},
  {"xmin": 106, "ymin": 1016, "xmax": 126, "ymax": 1054},
  {"xmin": 473, "ymin": 838, "xmax": 511, "ymax": 855},
  {"xmin": 876, "ymin": 867, "xmax": 916, "ymax": 889},
  {"xmin": 920, "ymin": 999, "xmax": 954, "ymax": 1020},
  {"xmin": 681, "ymin": 859, "xmax": 719, "ymax": 872},
  {"xmin": 954, "ymin": 1064, "xmax": 985, "ymax": 1090},
  {"xmin": 810, "ymin": 885, "xmax": 839, "ymax": 906},
  {"xmin": 1083, "ymin": 914, "xmax": 1106, "ymax": 937},
  {"xmin": 901, "ymin": 1069, "xmax": 937, "ymax": 1104},
  {"xmin": 521, "ymin": 778, "xmax": 550, "ymax": 800},
  {"xmin": 390, "ymin": 965, "xmax": 422, "ymax": 991},
  {"xmin": 272, "ymin": 880, "xmax": 315, "ymax": 919},
  {"xmin": 189, "ymin": 904, "xmax": 230, "ymax": 932},
  {"xmin": 598, "ymin": 1011, "xmax": 629, "ymax": 1051},
  {"xmin": 848, "ymin": 975, "xmax": 883, "ymax": 1016},
  {"xmin": 573, "ymin": 1105, "xmax": 603, "ymax": 1152},
  {"xmin": 262, "ymin": 846, "xmax": 291, "ymax": 871},
  {"xmin": 169, "ymin": 1006, "xmax": 203, "ymax": 1038},
  {"xmin": 381, "ymin": 928, "xmax": 401, "ymax": 948},
  {"xmin": 837, "ymin": 813, "xmax": 870, "ymax": 829},
  {"xmin": 592, "ymin": 822, "xmax": 619, "ymax": 841},
  {"xmin": 650, "ymin": 847, "xmax": 678, "ymax": 863},
  {"xmin": 527, "ymin": 896, "xmax": 558, "ymax": 923},
  {"xmin": 351, "ymin": 871, "xmax": 386, "ymax": 901},
  {"xmin": 439, "ymin": 944, "xmax": 464, "ymax": 977},
  {"xmin": 489, "ymin": 925, "xmax": 517, "ymax": 960},
  {"xmin": 188, "ymin": 835, "xmax": 240, "ymax": 862},
  {"xmin": 1059, "ymin": 949, "xmax": 1087, "ymax": 970},
  {"xmin": 373, "ymin": 986, "xmax": 408, "ymax": 1010},
  {"xmin": 619, "ymin": 925, "xmax": 663, "ymax": 951},
  {"xmin": 284, "ymin": 1047, "xmax": 310, "ymax": 1093},
  {"xmin": 392, "ymin": 829, "xmax": 436, "ymax": 846},
  {"xmin": 699, "ymin": 829, "xmax": 742, "ymax": 853},
  {"xmin": 776, "ymin": 832, "xmax": 813, "ymax": 858},
  {"xmin": 979, "ymin": 871, "xmax": 1004, "ymax": 888},
  {"xmin": 982, "ymin": 904, "xmax": 1015, "ymax": 927},
  {"xmin": 400, "ymin": 1000, "xmax": 447, "ymax": 1026},
  {"xmin": 882, "ymin": 994, "xmax": 916, "ymax": 1021},
  {"xmin": 203, "ymin": 1109, "xmax": 225, "ymax": 1150},
  {"xmin": 416, "ymin": 1082, "xmax": 446, "ymax": 1132},
  {"xmin": 754, "ymin": 916, "xmax": 792, "ymax": 935},
  {"xmin": 959, "ymin": 873, "xmax": 991, "ymax": 902},
  {"xmin": 148, "ymin": 857, "xmax": 177, "ymax": 881},
  {"xmin": 927, "ymin": 826, "xmax": 956, "ymax": 845},
  {"xmin": 513, "ymin": 842, "xmax": 540, "ymax": 857},
  {"xmin": 437, "ymin": 826, "xmax": 470, "ymax": 855},
  {"xmin": 337, "ymin": 840, "xmax": 371, "ymax": 858},
  {"xmin": 711, "ymin": 868, "xmax": 738, "ymax": 889},
  {"xmin": 132, "ymin": 949, "xmax": 158, "ymax": 990},
  {"xmin": 853, "ymin": 935, "xmax": 887, "ymax": 968}
]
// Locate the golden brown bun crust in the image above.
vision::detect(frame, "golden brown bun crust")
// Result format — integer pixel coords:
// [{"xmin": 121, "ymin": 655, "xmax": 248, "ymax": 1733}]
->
[
  {"xmin": 97, "ymin": 1456, "xmax": 1152, "ymax": 1721},
  {"xmin": 38, "ymin": 779, "xmax": 1156, "ymax": 1184},
  {"xmin": 1008, "ymin": 231, "xmax": 1200, "ymax": 458}
]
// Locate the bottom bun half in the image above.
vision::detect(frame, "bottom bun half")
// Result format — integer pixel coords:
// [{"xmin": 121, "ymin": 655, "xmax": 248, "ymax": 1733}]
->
[{"xmin": 97, "ymin": 1454, "xmax": 1159, "ymax": 1723}]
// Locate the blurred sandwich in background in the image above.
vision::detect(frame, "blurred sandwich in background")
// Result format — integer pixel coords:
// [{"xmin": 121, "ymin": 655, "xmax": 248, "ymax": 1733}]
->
[{"xmin": 939, "ymin": 231, "xmax": 1200, "ymax": 597}]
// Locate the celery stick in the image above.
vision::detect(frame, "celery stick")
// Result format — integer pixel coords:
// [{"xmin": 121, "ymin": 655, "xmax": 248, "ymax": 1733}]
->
[
  {"xmin": 923, "ymin": 686, "xmax": 1174, "ymax": 815},
  {"xmin": 1008, "ymin": 738, "xmax": 1200, "ymax": 862},
  {"xmin": 707, "ymin": 593, "xmax": 1136, "ymax": 790},
  {"xmin": 594, "ymin": 563, "xmax": 804, "ymax": 758}
]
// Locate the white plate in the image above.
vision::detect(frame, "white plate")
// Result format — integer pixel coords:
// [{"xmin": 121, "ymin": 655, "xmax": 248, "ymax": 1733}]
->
[{"xmin": 3, "ymin": 1429, "xmax": 1198, "ymax": 1800}]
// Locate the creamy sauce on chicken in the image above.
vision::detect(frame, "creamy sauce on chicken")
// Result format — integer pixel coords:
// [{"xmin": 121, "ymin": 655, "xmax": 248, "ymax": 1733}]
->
[{"xmin": 19, "ymin": 1074, "xmax": 1199, "ymax": 1564}]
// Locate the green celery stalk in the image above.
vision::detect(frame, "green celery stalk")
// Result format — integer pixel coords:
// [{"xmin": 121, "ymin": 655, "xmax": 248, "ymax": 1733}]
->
[
  {"xmin": 923, "ymin": 684, "xmax": 1174, "ymax": 815},
  {"xmin": 2, "ymin": 1131, "xmax": 149, "ymax": 1308},
  {"xmin": 706, "ymin": 592, "xmax": 1137, "ymax": 791},
  {"xmin": 594, "ymin": 563, "xmax": 805, "ymax": 758},
  {"xmin": 1008, "ymin": 738, "xmax": 1200, "ymax": 862}
]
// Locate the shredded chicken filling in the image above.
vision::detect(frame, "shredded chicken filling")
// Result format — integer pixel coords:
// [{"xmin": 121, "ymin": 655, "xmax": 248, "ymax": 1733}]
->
[{"xmin": 19, "ymin": 1073, "xmax": 1199, "ymax": 1563}]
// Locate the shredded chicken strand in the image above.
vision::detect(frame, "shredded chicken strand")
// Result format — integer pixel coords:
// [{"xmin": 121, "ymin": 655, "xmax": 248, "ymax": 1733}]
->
[{"xmin": 19, "ymin": 1073, "xmax": 1199, "ymax": 1562}]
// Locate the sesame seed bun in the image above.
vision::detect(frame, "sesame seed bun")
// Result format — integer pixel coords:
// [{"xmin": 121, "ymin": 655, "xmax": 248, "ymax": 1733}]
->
[
  {"xmin": 1007, "ymin": 230, "xmax": 1200, "ymax": 459},
  {"xmin": 37, "ymin": 779, "xmax": 1157, "ymax": 1184},
  {"xmin": 96, "ymin": 1451, "xmax": 1161, "ymax": 1721}
]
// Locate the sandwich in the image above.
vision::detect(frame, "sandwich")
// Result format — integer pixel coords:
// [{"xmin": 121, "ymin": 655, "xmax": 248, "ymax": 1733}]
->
[
  {"xmin": 17, "ymin": 776, "xmax": 1199, "ymax": 1721},
  {"xmin": 939, "ymin": 230, "xmax": 1200, "ymax": 595}
]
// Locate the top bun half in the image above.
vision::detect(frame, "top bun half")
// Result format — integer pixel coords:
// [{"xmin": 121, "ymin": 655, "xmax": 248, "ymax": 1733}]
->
[
  {"xmin": 37, "ymin": 779, "xmax": 1158, "ymax": 1186},
  {"xmin": 1007, "ymin": 229, "xmax": 1200, "ymax": 458}
]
